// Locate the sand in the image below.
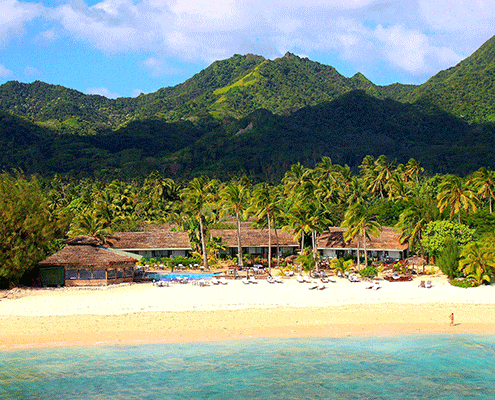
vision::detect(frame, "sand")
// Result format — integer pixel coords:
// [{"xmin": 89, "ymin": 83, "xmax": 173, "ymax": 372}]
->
[{"xmin": 1, "ymin": 275, "xmax": 495, "ymax": 350}]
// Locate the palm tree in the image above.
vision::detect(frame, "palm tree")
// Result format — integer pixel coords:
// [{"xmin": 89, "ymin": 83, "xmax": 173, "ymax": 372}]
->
[
  {"xmin": 459, "ymin": 241, "xmax": 495, "ymax": 285},
  {"xmin": 181, "ymin": 176, "xmax": 218, "ymax": 269},
  {"xmin": 68, "ymin": 210, "xmax": 112, "ymax": 244},
  {"xmin": 248, "ymin": 183, "xmax": 282, "ymax": 275},
  {"xmin": 405, "ymin": 158, "xmax": 424, "ymax": 184},
  {"xmin": 341, "ymin": 203, "xmax": 382, "ymax": 268},
  {"xmin": 469, "ymin": 167, "xmax": 495, "ymax": 213},
  {"xmin": 219, "ymin": 181, "xmax": 249, "ymax": 269},
  {"xmin": 437, "ymin": 174, "xmax": 478, "ymax": 223}
]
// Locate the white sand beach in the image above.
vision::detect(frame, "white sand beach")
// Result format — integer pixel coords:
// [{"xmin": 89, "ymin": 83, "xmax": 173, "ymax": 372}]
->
[{"xmin": 1, "ymin": 275, "xmax": 495, "ymax": 349}]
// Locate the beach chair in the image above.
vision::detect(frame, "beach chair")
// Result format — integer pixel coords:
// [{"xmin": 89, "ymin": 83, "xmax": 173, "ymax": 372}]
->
[
  {"xmin": 266, "ymin": 276, "xmax": 276, "ymax": 284},
  {"xmin": 425, "ymin": 280, "xmax": 432, "ymax": 288},
  {"xmin": 274, "ymin": 276, "xmax": 283, "ymax": 283},
  {"xmin": 365, "ymin": 281, "xmax": 374, "ymax": 289},
  {"xmin": 211, "ymin": 276, "xmax": 220, "ymax": 285},
  {"xmin": 317, "ymin": 281, "xmax": 325, "ymax": 290},
  {"xmin": 242, "ymin": 277, "xmax": 250, "ymax": 284},
  {"xmin": 249, "ymin": 276, "xmax": 258, "ymax": 284},
  {"xmin": 309, "ymin": 281, "xmax": 318, "ymax": 290},
  {"xmin": 303, "ymin": 275, "xmax": 312, "ymax": 283},
  {"xmin": 418, "ymin": 280, "xmax": 425, "ymax": 288},
  {"xmin": 219, "ymin": 277, "xmax": 228, "ymax": 285},
  {"xmin": 373, "ymin": 281, "xmax": 381, "ymax": 290},
  {"xmin": 296, "ymin": 275, "xmax": 305, "ymax": 283}
]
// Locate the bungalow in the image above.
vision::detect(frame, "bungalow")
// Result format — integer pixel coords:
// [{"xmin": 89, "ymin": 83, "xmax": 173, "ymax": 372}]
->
[
  {"xmin": 209, "ymin": 228, "xmax": 299, "ymax": 259},
  {"xmin": 107, "ymin": 230, "xmax": 192, "ymax": 259},
  {"xmin": 38, "ymin": 236, "xmax": 139, "ymax": 287},
  {"xmin": 317, "ymin": 226, "xmax": 408, "ymax": 262}
]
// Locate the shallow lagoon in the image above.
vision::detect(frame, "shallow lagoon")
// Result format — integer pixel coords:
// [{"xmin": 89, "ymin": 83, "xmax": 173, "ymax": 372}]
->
[{"xmin": 1, "ymin": 334, "xmax": 494, "ymax": 399}]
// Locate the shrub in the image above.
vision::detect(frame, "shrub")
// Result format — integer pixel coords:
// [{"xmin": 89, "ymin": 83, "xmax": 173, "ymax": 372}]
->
[
  {"xmin": 358, "ymin": 266, "xmax": 378, "ymax": 279},
  {"xmin": 436, "ymin": 238, "xmax": 462, "ymax": 279}
]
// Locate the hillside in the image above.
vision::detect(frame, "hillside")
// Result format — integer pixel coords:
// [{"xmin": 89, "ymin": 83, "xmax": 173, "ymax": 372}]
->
[
  {"xmin": 404, "ymin": 36, "xmax": 495, "ymax": 123},
  {"xmin": 0, "ymin": 36, "xmax": 494, "ymax": 180}
]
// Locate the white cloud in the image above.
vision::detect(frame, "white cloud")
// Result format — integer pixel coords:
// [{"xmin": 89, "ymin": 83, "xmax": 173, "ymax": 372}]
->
[
  {"xmin": 86, "ymin": 87, "xmax": 121, "ymax": 99},
  {"xmin": 374, "ymin": 25, "xmax": 462, "ymax": 75},
  {"xmin": 0, "ymin": 64, "xmax": 13, "ymax": 78},
  {"xmin": 35, "ymin": 0, "xmax": 492, "ymax": 83},
  {"xmin": 23, "ymin": 66, "xmax": 43, "ymax": 76},
  {"xmin": 0, "ymin": 0, "xmax": 43, "ymax": 44}
]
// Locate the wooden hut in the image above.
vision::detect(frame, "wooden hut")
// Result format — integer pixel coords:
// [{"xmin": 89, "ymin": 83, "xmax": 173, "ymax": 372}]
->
[
  {"xmin": 209, "ymin": 228, "xmax": 299, "ymax": 258},
  {"xmin": 39, "ymin": 236, "xmax": 138, "ymax": 287},
  {"xmin": 107, "ymin": 230, "xmax": 192, "ymax": 259},
  {"xmin": 317, "ymin": 226, "xmax": 408, "ymax": 261}
]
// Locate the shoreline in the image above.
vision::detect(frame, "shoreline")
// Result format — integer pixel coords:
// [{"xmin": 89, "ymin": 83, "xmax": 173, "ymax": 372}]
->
[
  {"xmin": 2, "ymin": 303, "xmax": 495, "ymax": 351},
  {"xmin": 2, "ymin": 277, "xmax": 495, "ymax": 350}
]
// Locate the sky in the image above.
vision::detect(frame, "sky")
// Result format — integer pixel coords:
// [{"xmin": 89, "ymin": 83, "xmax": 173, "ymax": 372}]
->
[{"xmin": 1, "ymin": 0, "xmax": 494, "ymax": 99}]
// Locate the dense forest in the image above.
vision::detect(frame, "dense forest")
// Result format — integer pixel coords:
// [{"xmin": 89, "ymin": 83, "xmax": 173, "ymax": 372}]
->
[
  {"xmin": 1, "ymin": 156, "xmax": 495, "ymax": 288},
  {"xmin": 1, "ymin": 36, "xmax": 495, "ymax": 180}
]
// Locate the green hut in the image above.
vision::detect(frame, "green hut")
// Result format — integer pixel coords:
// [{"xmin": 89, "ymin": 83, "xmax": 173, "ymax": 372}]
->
[{"xmin": 39, "ymin": 236, "xmax": 139, "ymax": 287}]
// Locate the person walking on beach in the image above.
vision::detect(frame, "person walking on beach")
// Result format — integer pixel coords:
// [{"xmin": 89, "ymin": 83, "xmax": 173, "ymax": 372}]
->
[{"xmin": 449, "ymin": 313, "xmax": 454, "ymax": 326}]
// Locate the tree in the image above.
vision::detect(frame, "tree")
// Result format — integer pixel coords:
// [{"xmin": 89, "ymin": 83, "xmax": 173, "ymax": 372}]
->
[
  {"xmin": 405, "ymin": 158, "xmax": 424, "ymax": 184},
  {"xmin": 248, "ymin": 182, "xmax": 282, "ymax": 275},
  {"xmin": 0, "ymin": 173, "xmax": 67, "ymax": 287},
  {"xmin": 458, "ymin": 238, "xmax": 495, "ymax": 285},
  {"xmin": 469, "ymin": 167, "xmax": 495, "ymax": 213},
  {"xmin": 437, "ymin": 174, "xmax": 478, "ymax": 223},
  {"xmin": 219, "ymin": 181, "xmax": 249, "ymax": 269},
  {"xmin": 341, "ymin": 203, "xmax": 382, "ymax": 268},
  {"xmin": 422, "ymin": 220, "xmax": 475, "ymax": 259},
  {"xmin": 68, "ymin": 210, "xmax": 112, "ymax": 243},
  {"xmin": 181, "ymin": 176, "xmax": 219, "ymax": 269}
]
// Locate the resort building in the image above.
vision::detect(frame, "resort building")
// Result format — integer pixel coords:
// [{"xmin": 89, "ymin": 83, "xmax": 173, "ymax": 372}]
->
[
  {"xmin": 209, "ymin": 228, "xmax": 299, "ymax": 258},
  {"xmin": 38, "ymin": 236, "xmax": 139, "ymax": 287},
  {"xmin": 107, "ymin": 230, "xmax": 192, "ymax": 259},
  {"xmin": 317, "ymin": 226, "xmax": 408, "ymax": 262}
]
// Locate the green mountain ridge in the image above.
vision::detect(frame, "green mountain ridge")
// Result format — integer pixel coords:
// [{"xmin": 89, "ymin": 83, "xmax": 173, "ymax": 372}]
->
[{"xmin": 0, "ymin": 36, "xmax": 495, "ymax": 180}]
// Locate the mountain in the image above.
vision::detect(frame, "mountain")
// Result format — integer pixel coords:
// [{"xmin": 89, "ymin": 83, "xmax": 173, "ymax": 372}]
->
[
  {"xmin": 0, "ymin": 36, "xmax": 494, "ymax": 180},
  {"xmin": 404, "ymin": 35, "xmax": 495, "ymax": 123}
]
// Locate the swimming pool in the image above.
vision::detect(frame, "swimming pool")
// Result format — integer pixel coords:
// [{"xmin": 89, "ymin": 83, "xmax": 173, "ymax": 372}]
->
[{"xmin": 147, "ymin": 272, "xmax": 222, "ymax": 281}]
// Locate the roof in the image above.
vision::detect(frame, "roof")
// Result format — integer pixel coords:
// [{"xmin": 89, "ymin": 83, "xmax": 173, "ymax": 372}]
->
[
  {"xmin": 39, "ymin": 245, "xmax": 138, "ymax": 268},
  {"xmin": 209, "ymin": 228, "xmax": 299, "ymax": 247},
  {"xmin": 316, "ymin": 226, "xmax": 408, "ymax": 251},
  {"xmin": 107, "ymin": 230, "xmax": 192, "ymax": 250},
  {"xmin": 63, "ymin": 235, "xmax": 100, "ymax": 246}
]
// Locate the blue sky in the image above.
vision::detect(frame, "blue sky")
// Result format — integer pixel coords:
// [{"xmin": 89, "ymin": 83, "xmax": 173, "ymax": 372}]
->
[{"xmin": 1, "ymin": 0, "xmax": 494, "ymax": 98}]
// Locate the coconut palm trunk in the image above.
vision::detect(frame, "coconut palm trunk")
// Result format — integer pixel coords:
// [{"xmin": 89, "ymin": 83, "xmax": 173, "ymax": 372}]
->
[
  {"xmin": 236, "ymin": 210, "xmax": 243, "ymax": 269},
  {"xmin": 267, "ymin": 209, "xmax": 272, "ymax": 275},
  {"xmin": 198, "ymin": 213, "xmax": 209, "ymax": 270}
]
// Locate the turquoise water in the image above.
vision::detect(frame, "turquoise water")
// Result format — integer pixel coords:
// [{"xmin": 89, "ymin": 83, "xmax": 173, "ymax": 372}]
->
[{"xmin": 1, "ymin": 335, "xmax": 494, "ymax": 399}]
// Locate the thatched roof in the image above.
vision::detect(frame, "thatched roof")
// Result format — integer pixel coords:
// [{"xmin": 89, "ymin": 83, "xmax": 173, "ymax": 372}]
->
[
  {"xmin": 405, "ymin": 255, "xmax": 427, "ymax": 266},
  {"xmin": 209, "ymin": 228, "xmax": 299, "ymax": 247},
  {"xmin": 316, "ymin": 226, "xmax": 408, "ymax": 251},
  {"xmin": 63, "ymin": 235, "xmax": 100, "ymax": 246},
  {"xmin": 39, "ymin": 245, "xmax": 138, "ymax": 268},
  {"xmin": 107, "ymin": 230, "xmax": 192, "ymax": 250}
]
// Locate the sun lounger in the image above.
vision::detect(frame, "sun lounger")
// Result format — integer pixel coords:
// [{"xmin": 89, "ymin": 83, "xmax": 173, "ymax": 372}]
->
[
  {"xmin": 349, "ymin": 274, "xmax": 360, "ymax": 282},
  {"xmin": 249, "ymin": 276, "xmax": 258, "ymax": 284},
  {"xmin": 242, "ymin": 278, "xmax": 250, "ymax": 284},
  {"xmin": 317, "ymin": 281, "xmax": 325, "ymax": 290},
  {"xmin": 219, "ymin": 277, "xmax": 228, "ymax": 285},
  {"xmin": 309, "ymin": 281, "xmax": 318, "ymax": 290},
  {"xmin": 303, "ymin": 275, "xmax": 312, "ymax": 283},
  {"xmin": 266, "ymin": 276, "xmax": 276, "ymax": 284},
  {"xmin": 274, "ymin": 276, "xmax": 283, "ymax": 283},
  {"xmin": 425, "ymin": 280, "xmax": 432, "ymax": 288},
  {"xmin": 297, "ymin": 275, "xmax": 305, "ymax": 283},
  {"xmin": 365, "ymin": 282, "xmax": 374, "ymax": 289},
  {"xmin": 418, "ymin": 280, "xmax": 425, "ymax": 288},
  {"xmin": 373, "ymin": 281, "xmax": 381, "ymax": 290},
  {"xmin": 211, "ymin": 277, "xmax": 220, "ymax": 285}
]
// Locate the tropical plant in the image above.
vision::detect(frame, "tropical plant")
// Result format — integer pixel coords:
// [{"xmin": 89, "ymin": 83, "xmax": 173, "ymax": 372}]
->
[
  {"xmin": 422, "ymin": 220, "xmax": 475, "ymax": 259},
  {"xmin": 341, "ymin": 203, "xmax": 382, "ymax": 268},
  {"xmin": 458, "ymin": 240, "xmax": 495, "ymax": 285},
  {"xmin": 468, "ymin": 167, "xmax": 495, "ymax": 213},
  {"xmin": 436, "ymin": 238, "xmax": 462, "ymax": 279},
  {"xmin": 181, "ymin": 176, "xmax": 219, "ymax": 269},
  {"xmin": 437, "ymin": 174, "xmax": 478, "ymax": 223},
  {"xmin": 219, "ymin": 180, "xmax": 250, "ymax": 268}
]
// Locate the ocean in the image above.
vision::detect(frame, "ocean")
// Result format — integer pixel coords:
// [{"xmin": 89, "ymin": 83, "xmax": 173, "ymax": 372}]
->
[{"xmin": 1, "ymin": 334, "xmax": 494, "ymax": 399}]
